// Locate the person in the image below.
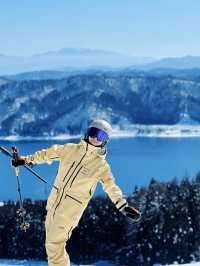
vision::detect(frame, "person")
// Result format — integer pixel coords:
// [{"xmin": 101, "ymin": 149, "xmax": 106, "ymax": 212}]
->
[{"xmin": 12, "ymin": 119, "xmax": 141, "ymax": 266}]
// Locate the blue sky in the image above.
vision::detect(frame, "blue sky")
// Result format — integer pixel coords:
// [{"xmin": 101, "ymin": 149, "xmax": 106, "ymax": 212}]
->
[{"xmin": 0, "ymin": 0, "xmax": 200, "ymax": 58}]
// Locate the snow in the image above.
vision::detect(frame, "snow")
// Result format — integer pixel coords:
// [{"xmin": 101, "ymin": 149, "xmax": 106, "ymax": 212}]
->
[
  {"xmin": 0, "ymin": 134, "xmax": 82, "ymax": 141},
  {"xmin": 1, "ymin": 260, "xmax": 200, "ymax": 266},
  {"xmin": 111, "ymin": 124, "xmax": 200, "ymax": 138},
  {"xmin": 38, "ymin": 86, "xmax": 54, "ymax": 98},
  {"xmin": 164, "ymin": 264, "xmax": 200, "ymax": 266},
  {"xmin": 11, "ymin": 97, "xmax": 29, "ymax": 111},
  {"xmin": 0, "ymin": 260, "xmax": 46, "ymax": 266},
  {"xmin": 1, "ymin": 124, "xmax": 200, "ymax": 141},
  {"xmin": 21, "ymin": 113, "xmax": 35, "ymax": 123},
  {"xmin": 0, "ymin": 260, "xmax": 115, "ymax": 266}
]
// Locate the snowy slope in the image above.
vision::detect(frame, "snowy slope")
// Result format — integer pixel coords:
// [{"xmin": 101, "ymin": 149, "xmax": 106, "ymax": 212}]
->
[
  {"xmin": 164, "ymin": 264, "xmax": 200, "ymax": 266},
  {"xmin": 0, "ymin": 259, "xmax": 115, "ymax": 266},
  {"xmin": 0, "ymin": 259, "xmax": 200, "ymax": 266},
  {"xmin": 154, "ymin": 262, "xmax": 200, "ymax": 266}
]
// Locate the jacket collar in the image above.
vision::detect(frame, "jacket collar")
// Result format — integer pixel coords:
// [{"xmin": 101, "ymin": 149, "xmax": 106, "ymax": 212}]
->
[{"xmin": 80, "ymin": 139, "xmax": 107, "ymax": 158}]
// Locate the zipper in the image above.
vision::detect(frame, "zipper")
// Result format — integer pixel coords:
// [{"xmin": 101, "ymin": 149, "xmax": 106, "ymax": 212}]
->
[
  {"xmin": 69, "ymin": 165, "xmax": 83, "ymax": 188},
  {"xmin": 65, "ymin": 193, "xmax": 82, "ymax": 204},
  {"xmin": 63, "ymin": 161, "xmax": 75, "ymax": 182},
  {"xmin": 65, "ymin": 158, "xmax": 85, "ymax": 187},
  {"xmin": 53, "ymin": 149, "xmax": 88, "ymax": 217}
]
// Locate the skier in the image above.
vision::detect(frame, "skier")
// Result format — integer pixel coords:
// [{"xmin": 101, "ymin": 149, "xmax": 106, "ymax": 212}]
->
[{"xmin": 12, "ymin": 119, "xmax": 141, "ymax": 266}]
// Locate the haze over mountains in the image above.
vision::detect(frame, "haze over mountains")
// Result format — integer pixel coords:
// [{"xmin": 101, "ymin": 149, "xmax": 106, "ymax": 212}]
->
[
  {"xmin": 137, "ymin": 55, "xmax": 200, "ymax": 70},
  {"xmin": 0, "ymin": 48, "xmax": 155, "ymax": 75},
  {"xmin": 1, "ymin": 47, "xmax": 200, "ymax": 76}
]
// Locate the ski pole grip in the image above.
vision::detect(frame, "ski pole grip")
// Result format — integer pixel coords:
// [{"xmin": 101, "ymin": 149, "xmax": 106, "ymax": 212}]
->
[{"xmin": 12, "ymin": 146, "xmax": 19, "ymax": 161}]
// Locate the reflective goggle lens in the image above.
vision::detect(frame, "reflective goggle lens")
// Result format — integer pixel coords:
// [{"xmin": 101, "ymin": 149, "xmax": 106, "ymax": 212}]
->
[{"xmin": 87, "ymin": 127, "xmax": 108, "ymax": 142}]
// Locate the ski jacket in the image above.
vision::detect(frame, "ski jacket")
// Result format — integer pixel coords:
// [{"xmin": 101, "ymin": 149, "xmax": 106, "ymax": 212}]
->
[{"xmin": 25, "ymin": 139, "xmax": 127, "ymax": 214}]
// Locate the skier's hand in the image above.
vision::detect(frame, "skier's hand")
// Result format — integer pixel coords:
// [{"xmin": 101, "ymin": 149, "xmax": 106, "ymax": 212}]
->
[
  {"xmin": 121, "ymin": 205, "xmax": 141, "ymax": 223},
  {"xmin": 11, "ymin": 157, "xmax": 31, "ymax": 167},
  {"xmin": 12, "ymin": 157, "xmax": 26, "ymax": 167}
]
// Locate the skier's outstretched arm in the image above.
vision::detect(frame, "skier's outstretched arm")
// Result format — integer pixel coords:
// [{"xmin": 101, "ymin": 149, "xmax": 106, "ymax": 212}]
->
[
  {"xmin": 12, "ymin": 144, "xmax": 65, "ymax": 167},
  {"xmin": 100, "ymin": 164, "xmax": 141, "ymax": 222},
  {"xmin": 25, "ymin": 144, "xmax": 65, "ymax": 165}
]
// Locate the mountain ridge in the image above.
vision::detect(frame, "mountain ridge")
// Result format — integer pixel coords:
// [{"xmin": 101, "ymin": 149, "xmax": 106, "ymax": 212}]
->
[{"xmin": 0, "ymin": 71, "xmax": 200, "ymax": 137}]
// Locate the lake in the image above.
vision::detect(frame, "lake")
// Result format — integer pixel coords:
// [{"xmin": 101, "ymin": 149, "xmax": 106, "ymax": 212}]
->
[{"xmin": 0, "ymin": 137, "xmax": 200, "ymax": 201}]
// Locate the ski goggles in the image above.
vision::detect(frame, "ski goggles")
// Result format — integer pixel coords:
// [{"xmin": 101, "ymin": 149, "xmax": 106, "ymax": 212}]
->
[{"xmin": 87, "ymin": 127, "xmax": 109, "ymax": 142}]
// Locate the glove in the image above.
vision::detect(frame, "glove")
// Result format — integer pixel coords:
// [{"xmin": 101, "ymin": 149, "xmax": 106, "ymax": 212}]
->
[
  {"xmin": 121, "ymin": 205, "xmax": 141, "ymax": 223},
  {"xmin": 12, "ymin": 158, "xmax": 26, "ymax": 167}
]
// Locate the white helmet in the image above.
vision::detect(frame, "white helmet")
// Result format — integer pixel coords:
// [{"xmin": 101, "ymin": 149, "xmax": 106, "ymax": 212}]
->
[
  {"xmin": 84, "ymin": 119, "xmax": 112, "ymax": 148},
  {"xmin": 89, "ymin": 119, "xmax": 112, "ymax": 138}
]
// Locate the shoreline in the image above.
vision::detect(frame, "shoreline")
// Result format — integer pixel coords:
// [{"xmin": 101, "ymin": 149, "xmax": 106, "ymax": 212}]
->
[{"xmin": 1, "ymin": 124, "xmax": 200, "ymax": 141}]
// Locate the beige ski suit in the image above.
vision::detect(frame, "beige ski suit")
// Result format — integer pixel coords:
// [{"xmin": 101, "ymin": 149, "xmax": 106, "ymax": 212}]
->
[{"xmin": 25, "ymin": 139, "xmax": 127, "ymax": 266}]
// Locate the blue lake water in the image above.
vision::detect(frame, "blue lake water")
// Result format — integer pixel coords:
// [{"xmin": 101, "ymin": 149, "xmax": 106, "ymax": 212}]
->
[{"xmin": 0, "ymin": 137, "xmax": 200, "ymax": 201}]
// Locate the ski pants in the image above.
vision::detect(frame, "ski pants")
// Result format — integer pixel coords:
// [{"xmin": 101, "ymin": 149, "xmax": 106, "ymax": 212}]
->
[{"xmin": 45, "ymin": 195, "xmax": 87, "ymax": 266}]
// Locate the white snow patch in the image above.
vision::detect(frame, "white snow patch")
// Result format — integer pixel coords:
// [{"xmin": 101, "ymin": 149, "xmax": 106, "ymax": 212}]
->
[
  {"xmin": 0, "ymin": 260, "xmax": 47, "ymax": 266},
  {"xmin": 0, "ymin": 134, "xmax": 82, "ymax": 141},
  {"xmin": 163, "ymin": 263, "xmax": 200, "ymax": 266},
  {"xmin": 112, "ymin": 124, "xmax": 200, "ymax": 138},
  {"xmin": 116, "ymin": 124, "xmax": 200, "ymax": 138},
  {"xmin": 2, "ymin": 124, "xmax": 200, "ymax": 141},
  {"xmin": 178, "ymin": 113, "xmax": 200, "ymax": 126},
  {"xmin": 39, "ymin": 86, "xmax": 54, "ymax": 98},
  {"xmin": 21, "ymin": 113, "xmax": 35, "ymax": 123},
  {"xmin": 93, "ymin": 89, "xmax": 104, "ymax": 97},
  {"xmin": 0, "ymin": 259, "xmax": 115, "ymax": 266},
  {"xmin": 129, "ymin": 78, "xmax": 140, "ymax": 93},
  {"xmin": 11, "ymin": 97, "xmax": 29, "ymax": 111},
  {"xmin": 1, "ymin": 259, "xmax": 200, "ymax": 266}
]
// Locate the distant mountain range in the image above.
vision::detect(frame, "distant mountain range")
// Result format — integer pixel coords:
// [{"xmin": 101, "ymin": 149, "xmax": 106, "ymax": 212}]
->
[
  {"xmin": 1, "ymin": 47, "xmax": 200, "ymax": 76},
  {"xmin": 0, "ymin": 48, "xmax": 155, "ymax": 75},
  {"xmin": 138, "ymin": 55, "xmax": 200, "ymax": 70}
]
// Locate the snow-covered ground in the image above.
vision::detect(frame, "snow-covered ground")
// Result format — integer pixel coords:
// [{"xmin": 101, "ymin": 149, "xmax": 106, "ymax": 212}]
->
[
  {"xmin": 1, "ymin": 124, "xmax": 200, "ymax": 141},
  {"xmin": 0, "ymin": 259, "xmax": 115, "ymax": 266},
  {"xmin": 1, "ymin": 260, "xmax": 200, "ymax": 266},
  {"xmin": 0, "ymin": 260, "xmax": 47, "ymax": 266},
  {"xmin": 161, "ymin": 264, "xmax": 200, "ymax": 266},
  {"xmin": 111, "ymin": 124, "xmax": 200, "ymax": 138}
]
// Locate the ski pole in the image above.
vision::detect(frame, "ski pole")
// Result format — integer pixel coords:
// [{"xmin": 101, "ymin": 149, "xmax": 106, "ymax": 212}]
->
[
  {"xmin": 0, "ymin": 146, "xmax": 58, "ymax": 191},
  {"xmin": 12, "ymin": 146, "xmax": 30, "ymax": 232}
]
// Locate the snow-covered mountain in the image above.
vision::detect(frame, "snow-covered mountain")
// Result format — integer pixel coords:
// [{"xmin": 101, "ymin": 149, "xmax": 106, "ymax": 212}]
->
[
  {"xmin": 0, "ymin": 48, "xmax": 155, "ymax": 75},
  {"xmin": 3, "ymin": 67, "xmax": 200, "ymax": 82},
  {"xmin": 140, "ymin": 55, "xmax": 200, "ymax": 70},
  {"xmin": 0, "ymin": 71, "xmax": 200, "ymax": 138}
]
